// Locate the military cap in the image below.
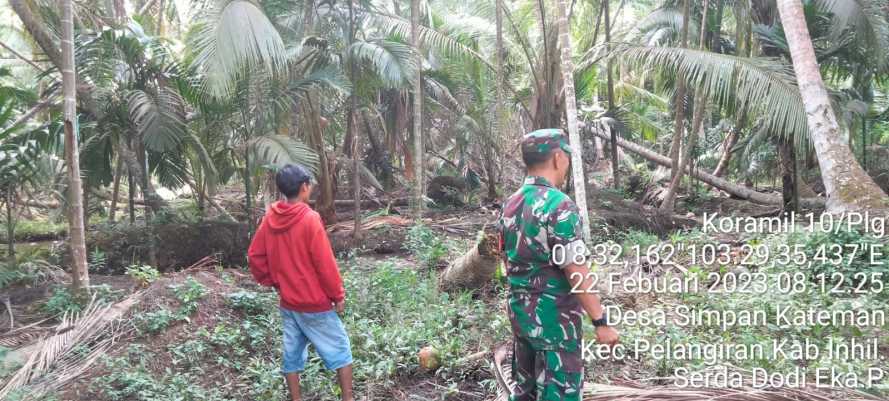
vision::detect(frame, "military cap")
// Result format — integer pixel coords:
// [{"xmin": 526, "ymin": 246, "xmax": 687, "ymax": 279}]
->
[{"xmin": 521, "ymin": 129, "xmax": 573, "ymax": 159}]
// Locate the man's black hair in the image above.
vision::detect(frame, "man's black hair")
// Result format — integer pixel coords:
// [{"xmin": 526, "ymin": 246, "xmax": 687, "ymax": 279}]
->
[
  {"xmin": 276, "ymin": 164, "xmax": 313, "ymax": 198},
  {"xmin": 521, "ymin": 146, "xmax": 553, "ymax": 168}
]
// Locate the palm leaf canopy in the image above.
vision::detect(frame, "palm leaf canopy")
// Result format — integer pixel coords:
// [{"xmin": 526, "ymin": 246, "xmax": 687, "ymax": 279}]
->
[
  {"xmin": 611, "ymin": 45, "xmax": 810, "ymax": 149},
  {"xmin": 248, "ymin": 134, "xmax": 319, "ymax": 174},
  {"xmin": 346, "ymin": 39, "xmax": 417, "ymax": 88},
  {"xmin": 814, "ymin": 0, "xmax": 889, "ymax": 71},
  {"xmin": 127, "ymin": 88, "xmax": 188, "ymax": 153},
  {"xmin": 630, "ymin": 6, "xmax": 700, "ymax": 47},
  {"xmin": 189, "ymin": 0, "xmax": 287, "ymax": 99}
]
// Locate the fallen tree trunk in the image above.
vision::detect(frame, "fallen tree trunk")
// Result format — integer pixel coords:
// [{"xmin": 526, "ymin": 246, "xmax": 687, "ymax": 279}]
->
[
  {"xmin": 440, "ymin": 229, "xmax": 501, "ymax": 291},
  {"xmin": 310, "ymin": 198, "xmax": 410, "ymax": 208},
  {"xmin": 587, "ymin": 127, "xmax": 825, "ymax": 209}
]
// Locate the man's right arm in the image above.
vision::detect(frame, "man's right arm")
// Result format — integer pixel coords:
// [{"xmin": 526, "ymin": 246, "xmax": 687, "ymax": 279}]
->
[{"xmin": 248, "ymin": 219, "xmax": 275, "ymax": 287}]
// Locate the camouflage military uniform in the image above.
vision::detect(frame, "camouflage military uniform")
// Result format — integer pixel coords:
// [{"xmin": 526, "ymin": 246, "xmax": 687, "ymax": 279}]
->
[{"xmin": 498, "ymin": 129, "xmax": 587, "ymax": 401}]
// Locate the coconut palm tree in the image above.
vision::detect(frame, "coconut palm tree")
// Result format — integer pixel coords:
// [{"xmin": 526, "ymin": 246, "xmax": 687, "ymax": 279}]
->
[
  {"xmin": 555, "ymin": 0, "xmax": 592, "ymax": 241},
  {"xmin": 777, "ymin": 0, "xmax": 888, "ymax": 212},
  {"xmin": 411, "ymin": 0, "xmax": 425, "ymax": 218},
  {"xmin": 61, "ymin": 0, "xmax": 89, "ymax": 292}
]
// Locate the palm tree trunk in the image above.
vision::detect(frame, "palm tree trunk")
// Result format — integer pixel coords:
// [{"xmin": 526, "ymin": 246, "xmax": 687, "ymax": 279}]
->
[
  {"xmin": 245, "ymin": 136, "xmax": 254, "ymax": 231},
  {"xmin": 710, "ymin": 0, "xmax": 724, "ymax": 52},
  {"xmin": 117, "ymin": 137, "xmax": 167, "ymax": 213},
  {"xmin": 662, "ymin": 90, "xmax": 706, "ymax": 210},
  {"xmin": 713, "ymin": 96, "xmax": 748, "ymax": 178},
  {"xmin": 778, "ymin": 137, "xmax": 798, "ymax": 214},
  {"xmin": 603, "ymin": 0, "xmax": 619, "ymax": 188},
  {"xmin": 349, "ymin": 0, "xmax": 363, "ymax": 239},
  {"xmin": 6, "ymin": 189, "xmax": 15, "ymax": 264},
  {"xmin": 496, "ymin": 0, "xmax": 505, "ymax": 130},
  {"xmin": 861, "ymin": 116, "xmax": 868, "ymax": 169},
  {"xmin": 491, "ymin": 0, "xmax": 505, "ymax": 201},
  {"xmin": 530, "ymin": 0, "xmax": 563, "ymax": 129},
  {"xmin": 62, "ymin": 0, "xmax": 90, "ymax": 292},
  {"xmin": 712, "ymin": 120, "xmax": 742, "ymax": 177},
  {"xmin": 127, "ymin": 172, "xmax": 135, "ymax": 223},
  {"xmin": 157, "ymin": 0, "xmax": 166, "ymax": 36},
  {"xmin": 668, "ymin": 0, "xmax": 690, "ymax": 181},
  {"xmin": 411, "ymin": 0, "xmax": 425, "ymax": 219},
  {"xmin": 588, "ymin": 128, "xmax": 824, "ymax": 208},
  {"xmin": 113, "ymin": 0, "xmax": 126, "ymax": 25},
  {"xmin": 304, "ymin": 102, "xmax": 337, "ymax": 224},
  {"xmin": 108, "ymin": 157, "xmax": 123, "ymax": 222},
  {"xmin": 303, "ymin": 0, "xmax": 315, "ymax": 35},
  {"xmin": 661, "ymin": 0, "xmax": 709, "ymax": 212},
  {"xmin": 555, "ymin": 0, "xmax": 592, "ymax": 242},
  {"xmin": 777, "ymin": 0, "xmax": 888, "ymax": 212}
]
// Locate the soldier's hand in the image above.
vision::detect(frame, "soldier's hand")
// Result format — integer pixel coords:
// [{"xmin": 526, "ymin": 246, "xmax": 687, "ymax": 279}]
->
[{"xmin": 595, "ymin": 326, "xmax": 619, "ymax": 346}]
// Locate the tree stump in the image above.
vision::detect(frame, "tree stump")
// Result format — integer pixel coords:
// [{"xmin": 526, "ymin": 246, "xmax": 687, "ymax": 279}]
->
[{"xmin": 439, "ymin": 229, "xmax": 501, "ymax": 291}]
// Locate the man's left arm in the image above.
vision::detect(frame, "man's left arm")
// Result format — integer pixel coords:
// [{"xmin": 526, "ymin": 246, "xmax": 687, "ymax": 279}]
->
[
  {"xmin": 548, "ymin": 200, "xmax": 619, "ymax": 346},
  {"xmin": 308, "ymin": 214, "xmax": 346, "ymax": 311}
]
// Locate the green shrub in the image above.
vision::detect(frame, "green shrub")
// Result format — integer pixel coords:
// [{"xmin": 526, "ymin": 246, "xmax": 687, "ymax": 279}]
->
[
  {"xmin": 137, "ymin": 308, "xmax": 177, "ymax": 334},
  {"xmin": 169, "ymin": 277, "xmax": 207, "ymax": 315},
  {"xmin": 42, "ymin": 287, "xmax": 84, "ymax": 316},
  {"xmin": 126, "ymin": 265, "xmax": 160, "ymax": 286},
  {"xmin": 227, "ymin": 290, "xmax": 272, "ymax": 314},
  {"xmin": 88, "ymin": 248, "xmax": 107, "ymax": 271},
  {"xmin": 620, "ymin": 229, "xmax": 660, "ymax": 253},
  {"xmin": 405, "ymin": 224, "xmax": 448, "ymax": 268}
]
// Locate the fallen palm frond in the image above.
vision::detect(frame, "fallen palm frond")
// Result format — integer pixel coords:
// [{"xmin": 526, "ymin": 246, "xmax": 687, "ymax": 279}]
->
[
  {"xmin": 326, "ymin": 215, "xmax": 412, "ymax": 233},
  {"xmin": 491, "ymin": 343, "xmax": 883, "ymax": 401},
  {"xmin": 0, "ymin": 291, "xmax": 143, "ymax": 400},
  {"xmin": 182, "ymin": 255, "xmax": 220, "ymax": 272},
  {"xmin": 0, "ymin": 318, "xmax": 53, "ymax": 348}
]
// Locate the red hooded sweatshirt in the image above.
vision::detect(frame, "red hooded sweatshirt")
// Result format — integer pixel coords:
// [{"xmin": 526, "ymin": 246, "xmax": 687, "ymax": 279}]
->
[{"xmin": 248, "ymin": 201, "xmax": 344, "ymax": 312}]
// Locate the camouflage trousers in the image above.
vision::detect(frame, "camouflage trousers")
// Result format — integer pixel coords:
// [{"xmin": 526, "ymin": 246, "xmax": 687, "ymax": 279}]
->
[{"xmin": 509, "ymin": 336, "xmax": 583, "ymax": 401}]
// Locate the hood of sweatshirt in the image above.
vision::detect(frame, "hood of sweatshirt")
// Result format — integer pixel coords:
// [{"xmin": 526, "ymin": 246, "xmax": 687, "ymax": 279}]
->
[{"xmin": 266, "ymin": 201, "xmax": 311, "ymax": 232}]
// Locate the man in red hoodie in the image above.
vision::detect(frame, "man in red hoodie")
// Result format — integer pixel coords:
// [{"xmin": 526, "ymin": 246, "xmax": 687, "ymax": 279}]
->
[{"xmin": 248, "ymin": 164, "xmax": 354, "ymax": 401}]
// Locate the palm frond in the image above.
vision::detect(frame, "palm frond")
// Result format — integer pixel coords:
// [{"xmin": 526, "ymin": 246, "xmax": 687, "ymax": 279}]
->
[
  {"xmin": 376, "ymin": 12, "xmax": 493, "ymax": 68},
  {"xmin": 248, "ymin": 134, "xmax": 319, "ymax": 173},
  {"xmin": 127, "ymin": 88, "xmax": 187, "ymax": 152},
  {"xmin": 814, "ymin": 0, "xmax": 889, "ymax": 69},
  {"xmin": 189, "ymin": 0, "xmax": 287, "ymax": 99},
  {"xmin": 612, "ymin": 46, "xmax": 809, "ymax": 150},
  {"xmin": 630, "ymin": 6, "xmax": 700, "ymax": 46},
  {"xmin": 424, "ymin": 77, "xmax": 463, "ymax": 114},
  {"xmin": 347, "ymin": 39, "xmax": 417, "ymax": 88}
]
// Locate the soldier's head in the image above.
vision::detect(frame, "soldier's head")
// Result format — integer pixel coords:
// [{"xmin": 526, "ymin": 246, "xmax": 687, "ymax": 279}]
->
[
  {"xmin": 276, "ymin": 163, "xmax": 315, "ymax": 203},
  {"xmin": 521, "ymin": 129, "xmax": 573, "ymax": 187}
]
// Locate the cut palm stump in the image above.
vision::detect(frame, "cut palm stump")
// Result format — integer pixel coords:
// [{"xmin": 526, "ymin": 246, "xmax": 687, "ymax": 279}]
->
[{"xmin": 439, "ymin": 229, "xmax": 501, "ymax": 291}]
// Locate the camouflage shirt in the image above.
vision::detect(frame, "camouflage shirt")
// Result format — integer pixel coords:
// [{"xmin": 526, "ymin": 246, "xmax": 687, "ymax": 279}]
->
[{"xmin": 499, "ymin": 175, "xmax": 587, "ymax": 352}]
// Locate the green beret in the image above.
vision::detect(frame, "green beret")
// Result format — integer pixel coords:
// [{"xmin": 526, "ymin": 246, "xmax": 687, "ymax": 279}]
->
[{"xmin": 521, "ymin": 128, "xmax": 573, "ymax": 158}]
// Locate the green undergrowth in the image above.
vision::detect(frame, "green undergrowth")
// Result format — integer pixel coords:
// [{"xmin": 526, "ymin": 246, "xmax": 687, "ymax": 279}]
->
[{"xmin": 86, "ymin": 259, "xmax": 509, "ymax": 400}]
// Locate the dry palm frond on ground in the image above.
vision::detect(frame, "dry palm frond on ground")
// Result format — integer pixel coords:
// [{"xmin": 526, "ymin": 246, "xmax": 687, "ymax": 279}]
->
[
  {"xmin": 327, "ymin": 215, "xmax": 413, "ymax": 233},
  {"xmin": 0, "ymin": 291, "xmax": 143, "ymax": 400}
]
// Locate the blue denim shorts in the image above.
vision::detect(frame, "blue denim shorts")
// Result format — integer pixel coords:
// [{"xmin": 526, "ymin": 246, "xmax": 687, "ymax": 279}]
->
[{"xmin": 280, "ymin": 308, "xmax": 353, "ymax": 374}]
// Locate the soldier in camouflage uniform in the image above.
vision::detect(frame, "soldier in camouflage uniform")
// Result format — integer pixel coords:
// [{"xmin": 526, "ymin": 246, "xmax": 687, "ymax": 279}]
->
[{"xmin": 499, "ymin": 129, "xmax": 619, "ymax": 401}]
